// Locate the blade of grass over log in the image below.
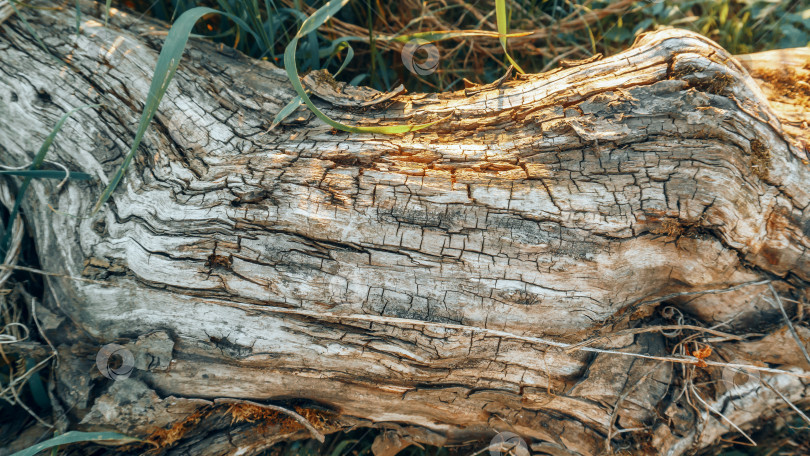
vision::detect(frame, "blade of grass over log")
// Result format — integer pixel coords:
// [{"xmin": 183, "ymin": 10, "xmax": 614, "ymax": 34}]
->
[
  {"xmin": 283, "ymin": 0, "xmax": 444, "ymax": 134},
  {"xmin": 272, "ymin": 40, "xmax": 355, "ymax": 130},
  {"xmin": 10, "ymin": 431, "xmax": 140, "ymax": 456},
  {"xmin": 104, "ymin": 0, "xmax": 111, "ymax": 27},
  {"xmin": 495, "ymin": 0, "xmax": 525, "ymax": 73},
  {"xmin": 0, "ymin": 170, "xmax": 93, "ymax": 180},
  {"xmin": 329, "ymin": 40, "xmax": 355, "ymax": 76},
  {"xmin": 0, "ymin": 103, "xmax": 98, "ymax": 257},
  {"xmin": 270, "ymin": 94, "xmax": 305, "ymax": 131},
  {"xmin": 74, "ymin": 0, "xmax": 81, "ymax": 36},
  {"xmin": 367, "ymin": 0, "xmax": 376, "ymax": 87},
  {"xmin": 8, "ymin": 1, "xmax": 55, "ymax": 61},
  {"xmin": 91, "ymin": 8, "xmax": 259, "ymax": 215}
]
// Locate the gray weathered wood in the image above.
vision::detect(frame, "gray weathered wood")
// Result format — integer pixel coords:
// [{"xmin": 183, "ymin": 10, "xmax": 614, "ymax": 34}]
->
[{"xmin": 1, "ymin": 2, "xmax": 809, "ymax": 455}]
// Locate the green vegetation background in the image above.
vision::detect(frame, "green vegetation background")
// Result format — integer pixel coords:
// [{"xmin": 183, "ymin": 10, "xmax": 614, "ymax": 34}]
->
[{"xmin": 125, "ymin": 0, "xmax": 810, "ymax": 94}]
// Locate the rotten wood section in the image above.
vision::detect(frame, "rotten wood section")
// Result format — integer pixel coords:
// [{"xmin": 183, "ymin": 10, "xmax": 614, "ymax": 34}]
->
[{"xmin": 1, "ymin": 2, "xmax": 809, "ymax": 455}]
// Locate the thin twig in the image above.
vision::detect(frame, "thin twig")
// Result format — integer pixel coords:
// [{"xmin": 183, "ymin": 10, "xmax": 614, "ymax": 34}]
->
[
  {"xmin": 607, "ymin": 279, "xmax": 772, "ymax": 331},
  {"xmin": 0, "ymin": 322, "xmax": 29, "ymax": 344},
  {"xmin": 31, "ymin": 297, "xmax": 57, "ymax": 358},
  {"xmin": 0, "ymin": 353, "xmax": 55, "ymax": 397},
  {"xmin": 5, "ymin": 265, "xmax": 805, "ymax": 382},
  {"xmin": 689, "ymin": 382, "xmax": 756, "ymax": 446},
  {"xmin": 51, "ymin": 160, "xmax": 70, "ymax": 189},
  {"xmin": 0, "ymin": 179, "xmax": 24, "ymax": 289},
  {"xmin": 606, "ymin": 361, "xmax": 667, "ymax": 453},
  {"xmin": 212, "ymin": 298, "xmax": 810, "ymax": 381},
  {"xmin": 0, "ymin": 264, "xmax": 123, "ymax": 286},
  {"xmin": 613, "ymin": 427, "xmax": 648, "ymax": 434},
  {"xmin": 6, "ymin": 371, "xmax": 53, "ymax": 428},
  {"xmin": 660, "ymin": 306, "xmax": 685, "ymax": 336},
  {"xmin": 768, "ymin": 283, "xmax": 810, "ymax": 367},
  {"xmin": 0, "ymin": 353, "xmax": 56, "ymax": 428},
  {"xmin": 761, "ymin": 380, "xmax": 810, "ymax": 426},
  {"xmin": 634, "ymin": 279, "xmax": 772, "ymax": 308},
  {"xmin": 468, "ymin": 441, "xmax": 522, "ymax": 456},
  {"xmin": 214, "ymin": 398, "xmax": 325, "ymax": 442},
  {"xmin": 566, "ymin": 325, "xmax": 746, "ymax": 353}
]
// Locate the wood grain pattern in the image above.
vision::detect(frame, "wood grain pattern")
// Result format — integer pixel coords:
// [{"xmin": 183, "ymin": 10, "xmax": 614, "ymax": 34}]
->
[{"xmin": 1, "ymin": 2, "xmax": 808, "ymax": 455}]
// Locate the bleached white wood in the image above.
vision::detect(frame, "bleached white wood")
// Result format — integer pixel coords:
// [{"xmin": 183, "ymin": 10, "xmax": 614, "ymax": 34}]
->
[{"xmin": 1, "ymin": 2, "xmax": 809, "ymax": 455}]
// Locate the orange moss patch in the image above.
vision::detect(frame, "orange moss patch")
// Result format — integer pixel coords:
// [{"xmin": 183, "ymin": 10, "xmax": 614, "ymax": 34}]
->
[
  {"xmin": 650, "ymin": 218, "xmax": 684, "ymax": 238},
  {"xmin": 692, "ymin": 346, "xmax": 712, "ymax": 368},
  {"xmin": 226, "ymin": 403, "xmax": 336, "ymax": 434},
  {"xmin": 749, "ymin": 138, "xmax": 771, "ymax": 180},
  {"xmin": 750, "ymin": 66, "xmax": 810, "ymax": 110},
  {"xmin": 295, "ymin": 405, "xmax": 335, "ymax": 431},
  {"xmin": 226, "ymin": 403, "xmax": 285, "ymax": 433},
  {"xmin": 146, "ymin": 408, "xmax": 209, "ymax": 449},
  {"xmin": 143, "ymin": 403, "xmax": 337, "ymax": 450}
]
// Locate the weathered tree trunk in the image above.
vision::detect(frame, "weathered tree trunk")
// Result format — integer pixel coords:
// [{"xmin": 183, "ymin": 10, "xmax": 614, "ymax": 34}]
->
[{"xmin": 1, "ymin": 2, "xmax": 809, "ymax": 455}]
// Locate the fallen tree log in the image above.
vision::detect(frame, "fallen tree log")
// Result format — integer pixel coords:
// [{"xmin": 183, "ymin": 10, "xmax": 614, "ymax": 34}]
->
[{"xmin": 1, "ymin": 2, "xmax": 809, "ymax": 455}]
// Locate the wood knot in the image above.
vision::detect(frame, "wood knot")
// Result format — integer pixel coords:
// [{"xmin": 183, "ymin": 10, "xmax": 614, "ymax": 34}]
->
[{"xmin": 205, "ymin": 253, "xmax": 233, "ymax": 270}]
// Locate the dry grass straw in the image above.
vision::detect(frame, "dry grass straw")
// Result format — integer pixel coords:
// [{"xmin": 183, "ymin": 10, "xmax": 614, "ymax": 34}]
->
[
  {"xmin": 280, "ymin": 0, "xmax": 639, "ymax": 90},
  {"xmin": 0, "ymin": 180, "xmax": 24, "ymax": 290},
  {"xmin": 602, "ymin": 283, "xmax": 810, "ymax": 450}
]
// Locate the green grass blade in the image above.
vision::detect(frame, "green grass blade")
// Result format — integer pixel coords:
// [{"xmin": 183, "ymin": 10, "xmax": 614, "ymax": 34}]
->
[
  {"xmin": 24, "ymin": 358, "xmax": 50, "ymax": 409},
  {"xmin": 495, "ymin": 0, "xmax": 525, "ymax": 74},
  {"xmin": 0, "ymin": 103, "xmax": 98, "ymax": 256},
  {"xmin": 270, "ymin": 95, "xmax": 304, "ymax": 130},
  {"xmin": 329, "ymin": 439, "xmax": 359, "ymax": 456},
  {"xmin": 283, "ymin": 0, "xmax": 444, "ymax": 134},
  {"xmin": 9, "ymin": 431, "xmax": 139, "ymax": 456},
  {"xmin": 333, "ymin": 41, "xmax": 354, "ymax": 77},
  {"xmin": 367, "ymin": 0, "xmax": 376, "ymax": 87},
  {"xmin": 0, "ymin": 170, "xmax": 93, "ymax": 180},
  {"xmin": 297, "ymin": 0, "xmax": 347, "ymax": 36},
  {"xmin": 104, "ymin": 0, "xmax": 112, "ymax": 27},
  {"xmin": 317, "ymin": 36, "xmax": 364, "ymax": 59},
  {"xmin": 75, "ymin": 0, "xmax": 81, "ymax": 36},
  {"xmin": 318, "ymin": 38, "xmax": 356, "ymax": 76},
  {"xmin": 8, "ymin": 1, "xmax": 57, "ymax": 62},
  {"xmin": 91, "ymin": 7, "xmax": 260, "ymax": 215},
  {"xmin": 272, "ymin": 39, "xmax": 354, "ymax": 130}
]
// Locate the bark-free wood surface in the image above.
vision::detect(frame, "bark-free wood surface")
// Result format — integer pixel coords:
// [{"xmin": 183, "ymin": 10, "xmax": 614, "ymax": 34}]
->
[{"xmin": 1, "ymin": 2, "xmax": 809, "ymax": 455}]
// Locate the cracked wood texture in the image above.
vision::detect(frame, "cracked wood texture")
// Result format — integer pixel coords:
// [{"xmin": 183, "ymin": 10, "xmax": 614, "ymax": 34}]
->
[{"xmin": 2, "ymin": 2, "xmax": 810, "ymax": 456}]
